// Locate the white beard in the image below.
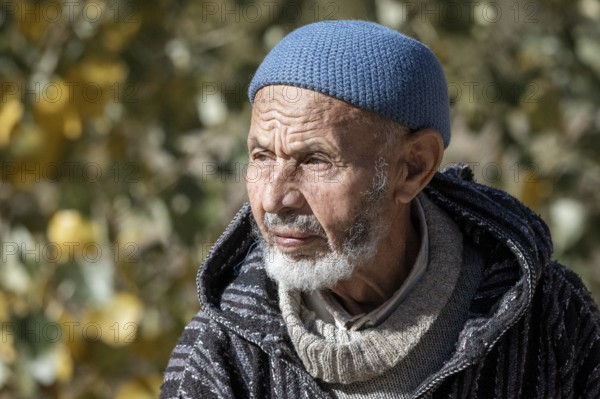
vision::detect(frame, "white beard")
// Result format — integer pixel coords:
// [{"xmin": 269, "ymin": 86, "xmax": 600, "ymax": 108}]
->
[
  {"xmin": 261, "ymin": 247, "xmax": 356, "ymax": 292},
  {"xmin": 254, "ymin": 164, "xmax": 390, "ymax": 292}
]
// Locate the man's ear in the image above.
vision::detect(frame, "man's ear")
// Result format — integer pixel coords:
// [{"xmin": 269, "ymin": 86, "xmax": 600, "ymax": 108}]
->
[{"xmin": 393, "ymin": 128, "xmax": 444, "ymax": 204}]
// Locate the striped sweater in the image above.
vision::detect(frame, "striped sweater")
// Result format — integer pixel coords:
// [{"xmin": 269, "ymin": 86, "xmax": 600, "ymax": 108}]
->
[{"xmin": 161, "ymin": 164, "xmax": 600, "ymax": 399}]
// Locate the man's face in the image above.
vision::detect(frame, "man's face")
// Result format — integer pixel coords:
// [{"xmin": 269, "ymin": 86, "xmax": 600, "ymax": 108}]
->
[{"xmin": 246, "ymin": 85, "xmax": 397, "ymax": 291}]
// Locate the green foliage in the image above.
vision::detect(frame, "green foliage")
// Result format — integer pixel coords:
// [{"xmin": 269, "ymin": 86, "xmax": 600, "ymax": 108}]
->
[{"xmin": 0, "ymin": 0, "xmax": 599, "ymax": 397}]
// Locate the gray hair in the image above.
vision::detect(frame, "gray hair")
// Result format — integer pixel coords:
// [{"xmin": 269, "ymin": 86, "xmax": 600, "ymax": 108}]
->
[{"xmin": 355, "ymin": 110, "xmax": 411, "ymax": 155}]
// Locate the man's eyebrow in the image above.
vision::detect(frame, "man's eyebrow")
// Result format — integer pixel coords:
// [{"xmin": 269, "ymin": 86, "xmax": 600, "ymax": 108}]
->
[
  {"xmin": 247, "ymin": 137, "xmax": 262, "ymax": 149},
  {"xmin": 295, "ymin": 141, "xmax": 331, "ymax": 154}
]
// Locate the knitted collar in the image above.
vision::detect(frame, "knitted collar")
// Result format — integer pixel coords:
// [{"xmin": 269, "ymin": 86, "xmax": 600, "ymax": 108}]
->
[{"xmin": 278, "ymin": 195, "xmax": 464, "ymax": 384}]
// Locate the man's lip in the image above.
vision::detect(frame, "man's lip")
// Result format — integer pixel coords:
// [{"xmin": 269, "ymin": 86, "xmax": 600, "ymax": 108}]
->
[
  {"xmin": 270, "ymin": 230, "xmax": 314, "ymax": 239},
  {"xmin": 269, "ymin": 230, "xmax": 322, "ymax": 248}
]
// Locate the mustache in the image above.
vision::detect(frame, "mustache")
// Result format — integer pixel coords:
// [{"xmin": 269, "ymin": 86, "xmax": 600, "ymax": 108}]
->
[{"xmin": 263, "ymin": 213, "xmax": 326, "ymax": 237}]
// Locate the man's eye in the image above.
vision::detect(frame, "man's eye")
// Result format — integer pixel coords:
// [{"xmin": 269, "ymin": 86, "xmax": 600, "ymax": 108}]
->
[
  {"xmin": 253, "ymin": 152, "xmax": 275, "ymax": 162},
  {"xmin": 304, "ymin": 157, "xmax": 330, "ymax": 169}
]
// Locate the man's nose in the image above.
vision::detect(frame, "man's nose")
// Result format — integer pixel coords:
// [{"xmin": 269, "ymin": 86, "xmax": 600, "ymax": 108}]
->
[{"xmin": 262, "ymin": 162, "xmax": 306, "ymax": 214}]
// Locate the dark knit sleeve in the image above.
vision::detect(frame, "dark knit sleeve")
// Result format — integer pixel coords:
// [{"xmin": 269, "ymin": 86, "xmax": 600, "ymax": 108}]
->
[
  {"xmin": 160, "ymin": 310, "xmax": 266, "ymax": 399},
  {"xmin": 540, "ymin": 262, "xmax": 600, "ymax": 398}
]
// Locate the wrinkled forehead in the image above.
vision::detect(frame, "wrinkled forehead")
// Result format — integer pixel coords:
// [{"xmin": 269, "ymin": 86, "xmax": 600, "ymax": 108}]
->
[{"xmin": 252, "ymin": 85, "xmax": 365, "ymax": 126}]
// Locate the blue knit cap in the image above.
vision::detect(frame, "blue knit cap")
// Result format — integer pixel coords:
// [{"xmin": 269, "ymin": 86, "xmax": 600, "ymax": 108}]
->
[{"xmin": 248, "ymin": 20, "xmax": 451, "ymax": 147}]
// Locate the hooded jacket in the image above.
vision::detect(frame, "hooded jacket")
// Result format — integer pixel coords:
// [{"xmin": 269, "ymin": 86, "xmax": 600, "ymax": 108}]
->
[{"xmin": 161, "ymin": 164, "xmax": 600, "ymax": 399}]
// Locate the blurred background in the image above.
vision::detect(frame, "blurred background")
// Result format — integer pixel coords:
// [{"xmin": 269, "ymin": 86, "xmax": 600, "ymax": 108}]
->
[{"xmin": 0, "ymin": 0, "xmax": 599, "ymax": 397}]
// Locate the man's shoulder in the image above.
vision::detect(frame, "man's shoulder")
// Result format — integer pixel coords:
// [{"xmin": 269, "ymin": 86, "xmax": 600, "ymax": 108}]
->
[
  {"xmin": 167, "ymin": 310, "xmax": 224, "ymax": 350},
  {"xmin": 160, "ymin": 242, "xmax": 288, "ymax": 398},
  {"xmin": 165, "ymin": 310, "xmax": 226, "ymax": 381},
  {"xmin": 160, "ymin": 308, "xmax": 265, "ymax": 399},
  {"xmin": 538, "ymin": 261, "xmax": 600, "ymax": 320},
  {"xmin": 160, "ymin": 310, "xmax": 225, "ymax": 397},
  {"xmin": 526, "ymin": 261, "xmax": 600, "ymax": 391},
  {"xmin": 429, "ymin": 164, "xmax": 549, "ymax": 226},
  {"xmin": 426, "ymin": 164, "xmax": 553, "ymax": 280}
]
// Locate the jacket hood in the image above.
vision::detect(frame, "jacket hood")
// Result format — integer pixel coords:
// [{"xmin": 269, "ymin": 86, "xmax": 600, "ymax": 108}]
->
[{"xmin": 195, "ymin": 164, "xmax": 554, "ymax": 372}]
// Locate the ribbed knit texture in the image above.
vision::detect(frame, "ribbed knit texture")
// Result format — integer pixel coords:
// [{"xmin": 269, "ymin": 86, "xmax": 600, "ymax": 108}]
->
[
  {"xmin": 278, "ymin": 194, "xmax": 466, "ymax": 386},
  {"xmin": 327, "ymin": 241, "xmax": 483, "ymax": 399},
  {"xmin": 248, "ymin": 21, "xmax": 451, "ymax": 147}
]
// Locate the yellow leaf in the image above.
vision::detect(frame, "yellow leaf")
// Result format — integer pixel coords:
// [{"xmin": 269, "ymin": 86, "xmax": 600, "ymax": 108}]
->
[
  {"xmin": 9, "ymin": 123, "xmax": 45, "ymax": 158},
  {"xmin": 79, "ymin": 60, "xmax": 127, "ymax": 87},
  {"xmin": 63, "ymin": 109, "xmax": 82, "ymax": 139},
  {"xmin": 33, "ymin": 79, "xmax": 71, "ymax": 115},
  {"xmin": 0, "ymin": 293, "xmax": 8, "ymax": 323},
  {"xmin": 520, "ymin": 176, "xmax": 553, "ymax": 211},
  {"xmin": 54, "ymin": 343, "xmax": 73, "ymax": 383},
  {"xmin": 85, "ymin": 293, "xmax": 143, "ymax": 347},
  {"xmin": 59, "ymin": 312, "xmax": 85, "ymax": 357},
  {"xmin": 0, "ymin": 99, "xmax": 23, "ymax": 147},
  {"xmin": 47, "ymin": 210, "xmax": 98, "ymax": 263},
  {"xmin": 114, "ymin": 375, "xmax": 163, "ymax": 399},
  {"xmin": 0, "ymin": 326, "xmax": 16, "ymax": 364},
  {"xmin": 15, "ymin": 1, "xmax": 51, "ymax": 41},
  {"xmin": 102, "ymin": 19, "xmax": 142, "ymax": 53}
]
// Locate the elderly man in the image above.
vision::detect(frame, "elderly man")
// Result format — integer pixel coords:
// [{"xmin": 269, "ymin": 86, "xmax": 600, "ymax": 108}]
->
[{"xmin": 161, "ymin": 21, "xmax": 600, "ymax": 398}]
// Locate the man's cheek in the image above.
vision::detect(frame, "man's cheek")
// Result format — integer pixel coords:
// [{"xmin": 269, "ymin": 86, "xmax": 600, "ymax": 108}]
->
[
  {"xmin": 246, "ymin": 176, "xmax": 262, "ymax": 206},
  {"xmin": 245, "ymin": 161, "xmax": 265, "ymax": 185}
]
